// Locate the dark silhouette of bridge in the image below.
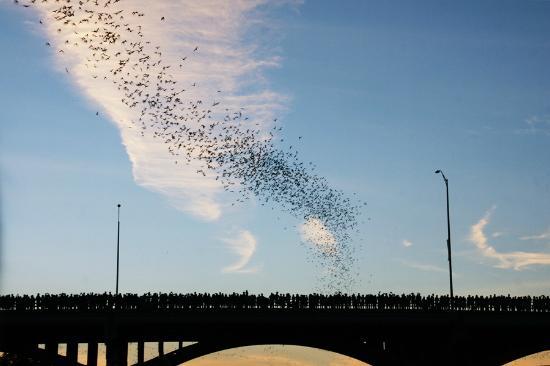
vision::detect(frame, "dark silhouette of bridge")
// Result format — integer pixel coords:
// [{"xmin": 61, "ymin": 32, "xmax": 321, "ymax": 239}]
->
[{"xmin": 1, "ymin": 292, "xmax": 549, "ymax": 366}]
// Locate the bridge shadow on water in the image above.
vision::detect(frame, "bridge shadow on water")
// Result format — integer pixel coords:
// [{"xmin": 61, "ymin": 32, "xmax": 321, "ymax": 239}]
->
[{"xmin": 1, "ymin": 292, "xmax": 549, "ymax": 366}]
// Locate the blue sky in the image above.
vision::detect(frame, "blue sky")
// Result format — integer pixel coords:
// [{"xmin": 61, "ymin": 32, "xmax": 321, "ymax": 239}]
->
[{"xmin": 1, "ymin": 0, "xmax": 550, "ymax": 299}]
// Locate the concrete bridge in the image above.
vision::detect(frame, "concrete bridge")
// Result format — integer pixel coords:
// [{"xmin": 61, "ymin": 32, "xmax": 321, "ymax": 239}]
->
[{"xmin": 1, "ymin": 293, "xmax": 549, "ymax": 366}]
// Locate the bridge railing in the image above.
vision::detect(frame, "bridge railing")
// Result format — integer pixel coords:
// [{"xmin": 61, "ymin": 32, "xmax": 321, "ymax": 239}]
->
[{"xmin": 0, "ymin": 292, "xmax": 549, "ymax": 312}]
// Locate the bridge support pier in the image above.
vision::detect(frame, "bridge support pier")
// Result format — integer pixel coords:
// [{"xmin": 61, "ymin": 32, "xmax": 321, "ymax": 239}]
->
[
  {"xmin": 66, "ymin": 342, "xmax": 78, "ymax": 364},
  {"xmin": 158, "ymin": 341, "xmax": 164, "ymax": 357},
  {"xmin": 137, "ymin": 341, "xmax": 145, "ymax": 364},
  {"xmin": 106, "ymin": 339, "xmax": 127, "ymax": 366},
  {"xmin": 44, "ymin": 342, "xmax": 58, "ymax": 359},
  {"xmin": 87, "ymin": 342, "xmax": 98, "ymax": 366}
]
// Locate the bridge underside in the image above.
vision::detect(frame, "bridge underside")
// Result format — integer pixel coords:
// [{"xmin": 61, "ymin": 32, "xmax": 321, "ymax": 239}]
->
[
  {"xmin": 134, "ymin": 335, "xmax": 550, "ymax": 366},
  {"xmin": 4, "ymin": 334, "xmax": 549, "ymax": 366},
  {"xmin": 1, "ymin": 310, "xmax": 549, "ymax": 366}
]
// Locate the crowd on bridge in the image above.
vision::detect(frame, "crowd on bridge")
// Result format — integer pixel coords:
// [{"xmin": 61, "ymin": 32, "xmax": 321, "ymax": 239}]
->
[{"xmin": 1, "ymin": 292, "xmax": 549, "ymax": 313}]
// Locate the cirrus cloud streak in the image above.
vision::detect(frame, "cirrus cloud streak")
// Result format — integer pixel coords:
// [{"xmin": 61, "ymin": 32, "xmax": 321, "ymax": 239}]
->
[
  {"xmin": 25, "ymin": 0, "xmax": 291, "ymax": 221},
  {"xmin": 221, "ymin": 230, "xmax": 259, "ymax": 274},
  {"xmin": 469, "ymin": 207, "xmax": 550, "ymax": 270}
]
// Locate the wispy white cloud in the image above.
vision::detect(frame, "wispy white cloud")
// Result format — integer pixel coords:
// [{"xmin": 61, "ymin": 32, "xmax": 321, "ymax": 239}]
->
[
  {"xmin": 516, "ymin": 115, "xmax": 550, "ymax": 136},
  {"xmin": 520, "ymin": 228, "xmax": 550, "ymax": 241},
  {"xmin": 298, "ymin": 218, "xmax": 337, "ymax": 255},
  {"xmin": 469, "ymin": 207, "xmax": 550, "ymax": 270},
  {"xmin": 491, "ymin": 231, "xmax": 505, "ymax": 238},
  {"xmin": 402, "ymin": 239, "xmax": 413, "ymax": 248},
  {"xmin": 398, "ymin": 259, "xmax": 446, "ymax": 273},
  {"xmin": 27, "ymin": 0, "xmax": 291, "ymax": 221},
  {"xmin": 221, "ymin": 230, "xmax": 259, "ymax": 273}
]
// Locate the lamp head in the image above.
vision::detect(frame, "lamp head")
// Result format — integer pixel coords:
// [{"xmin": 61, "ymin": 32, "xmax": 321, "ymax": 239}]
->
[
  {"xmin": 117, "ymin": 204, "xmax": 121, "ymax": 208},
  {"xmin": 435, "ymin": 170, "xmax": 441, "ymax": 174}
]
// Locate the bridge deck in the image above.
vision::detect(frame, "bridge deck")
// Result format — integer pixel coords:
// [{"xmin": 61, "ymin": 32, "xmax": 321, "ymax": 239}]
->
[{"xmin": 1, "ymin": 294, "xmax": 549, "ymax": 366}]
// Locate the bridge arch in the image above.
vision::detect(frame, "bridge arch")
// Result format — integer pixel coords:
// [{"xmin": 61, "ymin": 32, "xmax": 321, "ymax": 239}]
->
[
  {"xmin": 493, "ymin": 345, "xmax": 550, "ymax": 366},
  {"xmin": 142, "ymin": 334, "xmax": 550, "ymax": 366},
  {"xmin": 141, "ymin": 340, "xmax": 382, "ymax": 366},
  {"xmin": 505, "ymin": 350, "xmax": 550, "ymax": 366}
]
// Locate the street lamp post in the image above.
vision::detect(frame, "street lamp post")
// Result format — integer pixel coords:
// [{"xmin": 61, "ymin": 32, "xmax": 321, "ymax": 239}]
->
[
  {"xmin": 435, "ymin": 170, "xmax": 454, "ymax": 308},
  {"xmin": 116, "ymin": 204, "xmax": 121, "ymax": 297}
]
